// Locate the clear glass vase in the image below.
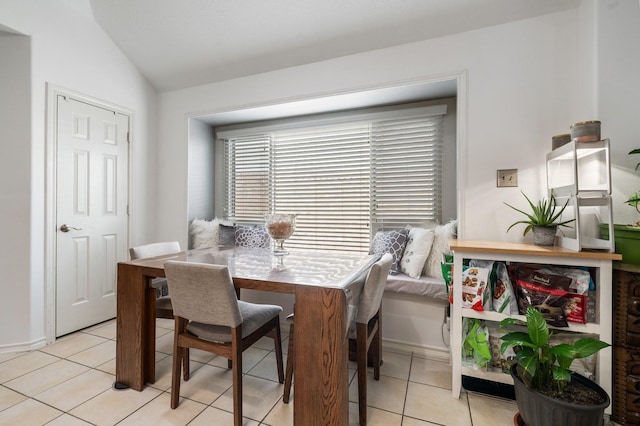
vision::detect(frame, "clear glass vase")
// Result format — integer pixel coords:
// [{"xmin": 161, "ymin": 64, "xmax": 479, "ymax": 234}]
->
[{"xmin": 265, "ymin": 213, "xmax": 296, "ymax": 256}]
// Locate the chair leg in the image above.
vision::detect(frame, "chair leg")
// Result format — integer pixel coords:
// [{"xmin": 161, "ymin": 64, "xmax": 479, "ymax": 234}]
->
[
  {"xmin": 272, "ymin": 320, "xmax": 285, "ymax": 384},
  {"xmin": 171, "ymin": 317, "xmax": 187, "ymax": 409},
  {"xmin": 372, "ymin": 311, "xmax": 382, "ymax": 380},
  {"xmin": 231, "ymin": 327, "xmax": 243, "ymax": 426},
  {"xmin": 356, "ymin": 321, "xmax": 369, "ymax": 426},
  {"xmin": 183, "ymin": 349, "xmax": 190, "ymax": 381},
  {"xmin": 283, "ymin": 322, "xmax": 295, "ymax": 403}
]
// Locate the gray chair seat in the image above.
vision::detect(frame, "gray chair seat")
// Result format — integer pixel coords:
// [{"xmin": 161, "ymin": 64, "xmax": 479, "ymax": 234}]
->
[
  {"xmin": 156, "ymin": 295, "xmax": 173, "ymax": 311},
  {"xmin": 187, "ymin": 301, "xmax": 282, "ymax": 342}
]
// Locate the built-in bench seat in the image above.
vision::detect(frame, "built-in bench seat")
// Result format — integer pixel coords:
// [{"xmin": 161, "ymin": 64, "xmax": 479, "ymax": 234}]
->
[{"xmin": 385, "ymin": 272, "xmax": 449, "ymax": 305}]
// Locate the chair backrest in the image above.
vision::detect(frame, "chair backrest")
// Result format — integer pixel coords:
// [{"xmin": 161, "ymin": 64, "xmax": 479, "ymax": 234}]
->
[
  {"xmin": 129, "ymin": 241, "xmax": 181, "ymax": 260},
  {"xmin": 164, "ymin": 260, "xmax": 242, "ymax": 328},
  {"xmin": 355, "ymin": 253, "xmax": 393, "ymax": 324}
]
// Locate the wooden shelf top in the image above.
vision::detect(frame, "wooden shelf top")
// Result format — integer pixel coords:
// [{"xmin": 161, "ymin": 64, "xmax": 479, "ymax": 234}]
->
[{"xmin": 449, "ymin": 239, "xmax": 622, "ymax": 261}]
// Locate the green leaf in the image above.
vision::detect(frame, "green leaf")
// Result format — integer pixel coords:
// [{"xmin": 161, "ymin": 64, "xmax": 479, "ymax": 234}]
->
[
  {"xmin": 549, "ymin": 343, "xmax": 575, "ymax": 371},
  {"xmin": 573, "ymin": 338, "xmax": 610, "ymax": 358},
  {"xmin": 552, "ymin": 366, "xmax": 571, "ymax": 382},
  {"xmin": 548, "ymin": 343, "xmax": 576, "ymax": 359},
  {"xmin": 499, "ymin": 316, "xmax": 524, "ymax": 327},
  {"xmin": 625, "ymin": 192, "xmax": 640, "ymax": 208},
  {"xmin": 515, "ymin": 352, "xmax": 538, "ymax": 386},
  {"xmin": 500, "ymin": 332, "xmax": 534, "ymax": 353},
  {"xmin": 525, "ymin": 307, "xmax": 549, "ymax": 347}
]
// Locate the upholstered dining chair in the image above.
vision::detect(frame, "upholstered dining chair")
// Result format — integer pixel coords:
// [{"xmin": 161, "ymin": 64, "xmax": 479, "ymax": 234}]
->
[
  {"xmin": 282, "ymin": 253, "xmax": 393, "ymax": 426},
  {"xmin": 129, "ymin": 241, "xmax": 181, "ymax": 319},
  {"xmin": 164, "ymin": 260, "xmax": 284, "ymax": 426},
  {"xmin": 129, "ymin": 242, "xmax": 190, "ymax": 378}
]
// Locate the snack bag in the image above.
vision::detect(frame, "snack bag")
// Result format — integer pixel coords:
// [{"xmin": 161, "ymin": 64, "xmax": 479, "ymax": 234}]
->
[
  {"xmin": 487, "ymin": 323, "xmax": 516, "ymax": 373},
  {"xmin": 511, "ymin": 266, "xmax": 571, "ymax": 327},
  {"xmin": 441, "ymin": 253, "xmax": 454, "ymax": 304},
  {"xmin": 461, "ymin": 260, "xmax": 493, "ymax": 311},
  {"xmin": 527, "ymin": 266, "xmax": 588, "ymax": 324},
  {"xmin": 462, "ymin": 318, "xmax": 491, "ymax": 370},
  {"xmin": 492, "ymin": 262, "xmax": 518, "ymax": 314}
]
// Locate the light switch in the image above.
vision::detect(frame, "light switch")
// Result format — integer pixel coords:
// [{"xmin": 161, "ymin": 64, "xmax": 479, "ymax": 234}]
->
[{"xmin": 497, "ymin": 169, "xmax": 518, "ymax": 187}]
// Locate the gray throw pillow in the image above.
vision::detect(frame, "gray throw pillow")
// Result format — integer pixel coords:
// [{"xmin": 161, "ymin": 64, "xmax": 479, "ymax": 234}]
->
[
  {"xmin": 218, "ymin": 224, "xmax": 236, "ymax": 246},
  {"xmin": 369, "ymin": 229, "xmax": 409, "ymax": 274}
]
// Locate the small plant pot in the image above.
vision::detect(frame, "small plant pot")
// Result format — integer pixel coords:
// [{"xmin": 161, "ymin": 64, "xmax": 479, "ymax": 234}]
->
[
  {"xmin": 532, "ymin": 225, "xmax": 557, "ymax": 246},
  {"xmin": 600, "ymin": 223, "xmax": 640, "ymax": 266}
]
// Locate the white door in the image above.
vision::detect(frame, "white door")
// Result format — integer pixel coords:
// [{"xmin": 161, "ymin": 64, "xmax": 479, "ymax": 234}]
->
[{"xmin": 55, "ymin": 95, "xmax": 129, "ymax": 337}]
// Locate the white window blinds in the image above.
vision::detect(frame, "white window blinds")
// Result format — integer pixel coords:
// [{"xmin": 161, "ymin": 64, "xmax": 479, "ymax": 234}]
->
[
  {"xmin": 371, "ymin": 115, "xmax": 443, "ymax": 229},
  {"xmin": 222, "ymin": 104, "xmax": 446, "ymax": 254},
  {"xmin": 271, "ymin": 123, "xmax": 371, "ymax": 252},
  {"xmin": 223, "ymin": 135, "xmax": 270, "ymax": 223}
]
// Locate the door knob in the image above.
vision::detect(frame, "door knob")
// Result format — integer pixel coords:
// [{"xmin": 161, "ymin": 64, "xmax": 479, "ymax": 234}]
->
[{"xmin": 60, "ymin": 224, "xmax": 82, "ymax": 232}]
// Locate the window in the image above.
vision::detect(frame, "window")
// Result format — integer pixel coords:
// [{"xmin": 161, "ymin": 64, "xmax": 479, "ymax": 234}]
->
[{"xmin": 220, "ymin": 104, "xmax": 446, "ymax": 254}]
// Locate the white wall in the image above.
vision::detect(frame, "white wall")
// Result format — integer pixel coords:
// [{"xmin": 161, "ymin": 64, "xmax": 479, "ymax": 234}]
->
[
  {"xmin": 0, "ymin": 0, "xmax": 157, "ymax": 350},
  {"xmin": 187, "ymin": 119, "xmax": 216, "ymax": 228},
  {"xmin": 157, "ymin": 10, "xmax": 587, "ymax": 246},
  {"xmin": 0, "ymin": 33, "xmax": 31, "ymax": 346},
  {"xmin": 598, "ymin": 0, "xmax": 640, "ymax": 226}
]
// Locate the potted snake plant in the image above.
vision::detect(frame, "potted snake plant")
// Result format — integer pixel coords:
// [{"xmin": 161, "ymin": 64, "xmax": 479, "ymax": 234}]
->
[{"xmin": 504, "ymin": 191, "xmax": 575, "ymax": 246}]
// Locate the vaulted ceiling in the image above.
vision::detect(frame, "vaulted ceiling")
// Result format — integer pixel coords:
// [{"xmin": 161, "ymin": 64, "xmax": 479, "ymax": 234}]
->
[{"xmin": 90, "ymin": 0, "xmax": 581, "ymax": 93}]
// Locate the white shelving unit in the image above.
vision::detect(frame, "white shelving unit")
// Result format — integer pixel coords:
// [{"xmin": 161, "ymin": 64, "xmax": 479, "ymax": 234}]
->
[
  {"xmin": 449, "ymin": 240, "xmax": 621, "ymax": 414},
  {"xmin": 546, "ymin": 139, "xmax": 614, "ymax": 252}
]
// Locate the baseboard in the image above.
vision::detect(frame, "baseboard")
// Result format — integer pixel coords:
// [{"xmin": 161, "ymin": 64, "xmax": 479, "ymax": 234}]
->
[
  {"xmin": 382, "ymin": 337, "xmax": 451, "ymax": 362},
  {"xmin": 0, "ymin": 337, "xmax": 46, "ymax": 354}
]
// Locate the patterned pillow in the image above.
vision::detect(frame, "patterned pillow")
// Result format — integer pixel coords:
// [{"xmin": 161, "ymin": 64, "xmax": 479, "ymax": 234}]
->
[
  {"xmin": 235, "ymin": 225, "xmax": 271, "ymax": 248},
  {"xmin": 400, "ymin": 227, "xmax": 435, "ymax": 279},
  {"xmin": 218, "ymin": 224, "xmax": 237, "ymax": 246},
  {"xmin": 369, "ymin": 229, "xmax": 409, "ymax": 274}
]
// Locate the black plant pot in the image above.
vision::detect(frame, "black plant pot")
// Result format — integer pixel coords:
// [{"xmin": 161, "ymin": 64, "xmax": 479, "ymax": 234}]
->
[{"xmin": 510, "ymin": 364, "xmax": 610, "ymax": 426}]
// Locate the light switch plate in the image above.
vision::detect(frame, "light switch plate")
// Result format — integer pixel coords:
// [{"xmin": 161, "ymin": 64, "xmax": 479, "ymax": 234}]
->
[{"xmin": 497, "ymin": 169, "xmax": 518, "ymax": 187}]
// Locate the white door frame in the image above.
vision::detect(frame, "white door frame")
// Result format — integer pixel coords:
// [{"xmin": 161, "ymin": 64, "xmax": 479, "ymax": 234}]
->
[{"xmin": 44, "ymin": 84, "xmax": 132, "ymax": 344}]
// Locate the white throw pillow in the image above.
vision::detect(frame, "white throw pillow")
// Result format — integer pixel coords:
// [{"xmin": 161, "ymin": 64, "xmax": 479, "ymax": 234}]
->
[
  {"xmin": 190, "ymin": 218, "xmax": 232, "ymax": 248},
  {"xmin": 400, "ymin": 227, "xmax": 435, "ymax": 279},
  {"xmin": 423, "ymin": 219, "xmax": 457, "ymax": 278}
]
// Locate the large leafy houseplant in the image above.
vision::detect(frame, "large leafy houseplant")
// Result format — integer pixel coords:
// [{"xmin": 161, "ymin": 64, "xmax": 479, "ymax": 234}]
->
[
  {"xmin": 500, "ymin": 307, "xmax": 609, "ymax": 393},
  {"xmin": 500, "ymin": 307, "xmax": 610, "ymax": 426}
]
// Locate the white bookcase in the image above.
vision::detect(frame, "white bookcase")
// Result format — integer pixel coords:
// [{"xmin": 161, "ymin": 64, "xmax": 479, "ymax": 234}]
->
[{"xmin": 449, "ymin": 240, "xmax": 621, "ymax": 414}]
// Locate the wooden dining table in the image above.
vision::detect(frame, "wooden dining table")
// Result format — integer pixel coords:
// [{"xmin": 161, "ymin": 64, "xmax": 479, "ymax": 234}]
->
[{"xmin": 115, "ymin": 246, "xmax": 377, "ymax": 425}]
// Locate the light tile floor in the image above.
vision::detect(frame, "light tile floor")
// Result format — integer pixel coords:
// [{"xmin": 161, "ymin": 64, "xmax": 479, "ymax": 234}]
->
[{"xmin": 0, "ymin": 318, "xmax": 518, "ymax": 425}]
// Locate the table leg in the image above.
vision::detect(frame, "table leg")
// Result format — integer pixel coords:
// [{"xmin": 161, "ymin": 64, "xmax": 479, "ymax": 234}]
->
[
  {"xmin": 115, "ymin": 264, "xmax": 156, "ymax": 390},
  {"xmin": 293, "ymin": 286, "xmax": 349, "ymax": 425}
]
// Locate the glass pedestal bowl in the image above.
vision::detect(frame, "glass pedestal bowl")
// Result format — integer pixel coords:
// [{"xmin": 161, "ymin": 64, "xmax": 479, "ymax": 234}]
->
[{"xmin": 265, "ymin": 214, "xmax": 296, "ymax": 256}]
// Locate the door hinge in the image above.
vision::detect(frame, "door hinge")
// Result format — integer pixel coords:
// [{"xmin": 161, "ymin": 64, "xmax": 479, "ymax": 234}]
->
[
  {"xmin": 127, "ymin": 205, "xmax": 130, "ymax": 215},
  {"xmin": 127, "ymin": 132, "xmax": 130, "ymax": 143}
]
